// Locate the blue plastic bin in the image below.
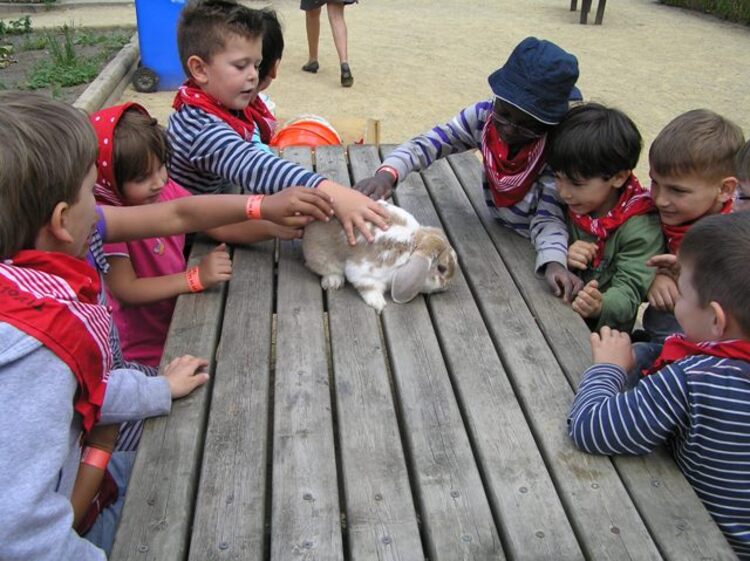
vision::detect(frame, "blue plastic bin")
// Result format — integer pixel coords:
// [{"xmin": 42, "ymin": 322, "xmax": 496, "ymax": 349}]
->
[{"xmin": 134, "ymin": 0, "xmax": 187, "ymax": 90}]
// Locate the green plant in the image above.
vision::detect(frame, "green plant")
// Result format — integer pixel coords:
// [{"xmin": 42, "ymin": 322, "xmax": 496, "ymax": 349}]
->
[
  {"xmin": 660, "ymin": 0, "xmax": 750, "ymax": 25},
  {"xmin": 25, "ymin": 26, "xmax": 100, "ymax": 90},
  {"xmin": 21, "ymin": 35, "xmax": 47, "ymax": 51},
  {"xmin": 0, "ymin": 16, "xmax": 33, "ymax": 38},
  {"xmin": 0, "ymin": 44, "xmax": 15, "ymax": 69}
]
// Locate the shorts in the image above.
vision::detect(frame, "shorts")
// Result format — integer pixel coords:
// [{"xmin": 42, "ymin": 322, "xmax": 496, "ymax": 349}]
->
[{"xmin": 300, "ymin": 0, "xmax": 357, "ymax": 10}]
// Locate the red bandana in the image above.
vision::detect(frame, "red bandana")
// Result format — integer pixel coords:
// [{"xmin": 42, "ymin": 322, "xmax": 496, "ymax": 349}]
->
[
  {"xmin": 172, "ymin": 81, "xmax": 275, "ymax": 143},
  {"xmin": 662, "ymin": 199, "xmax": 734, "ymax": 254},
  {"xmin": 0, "ymin": 251, "xmax": 112, "ymax": 433},
  {"xmin": 646, "ymin": 333, "xmax": 750, "ymax": 375},
  {"xmin": 481, "ymin": 117, "xmax": 547, "ymax": 208},
  {"xmin": 90, "ymin": 102, "xmax": 149, "ymax": 205},
  {"xmin": 568, "ymin": 175, "xmax": 655, "ymax": 267}
]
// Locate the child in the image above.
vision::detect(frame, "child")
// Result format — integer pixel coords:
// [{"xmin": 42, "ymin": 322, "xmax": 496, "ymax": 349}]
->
[
  {"xmin": 734, "ymin": 139, "xmax": 750, "ymax": 213},
  {"xmin": 568, "ymin": 212, "xmax": 750, "ymax": 560},
  {"xmin": 546, "ymin": 103, "xmax": 664, "ymax": 332},
  {"xmin": 354, "ymin": 36, "xmax": 583, "ymax": 301},
  {"xmin": 0, "ymin": 92, "xmax": 205, "ymax": 560},
  {"xmin": 641, "ymin": 109, "xmax": 744, "ymax": 345},
  {"xmin": 168, "ymin": 0, "xmax": 387, "ymax": 246}
]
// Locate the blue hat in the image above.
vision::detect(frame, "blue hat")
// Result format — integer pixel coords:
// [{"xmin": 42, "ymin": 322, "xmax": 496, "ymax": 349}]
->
[{"xmin": 488, "ymin": 37, "xmax": 580, "ymax": 125}]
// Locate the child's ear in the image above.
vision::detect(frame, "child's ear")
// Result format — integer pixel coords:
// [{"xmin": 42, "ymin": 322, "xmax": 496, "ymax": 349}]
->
[
  {"xmin": 612, "ymin": 170, "xmax": 631, "ymax": 189},
  {"xmin": 47, "ymin": 202, "xmax": 75, "ymax": 245},
  {"xmin": 718, "ymin": 176, "xmax": 738, "ymax": 203},
  {"xmin": 186, "ymin": 55, "xmax": 210, "ymax": 85},
  {"xmin": 708, "ymin": 300, "xmax": 729, "ymax": 339}
]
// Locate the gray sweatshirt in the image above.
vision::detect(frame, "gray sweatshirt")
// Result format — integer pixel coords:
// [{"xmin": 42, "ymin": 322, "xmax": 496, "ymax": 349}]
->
[{"xmin": 0, "ymin": 323, "xmax": 171, "ymax": 561}]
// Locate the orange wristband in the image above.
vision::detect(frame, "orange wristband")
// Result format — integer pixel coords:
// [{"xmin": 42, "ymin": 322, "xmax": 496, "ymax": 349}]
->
[
  {"xmin": 185, "ymin": 266, "xmax": 204, "ymax": 293},
  {"xmin": 80, "ymin": 446, "xmax": 111, "ymax": 471},
  {"xmin": 378, "ymin": 165, "xmax": 399, "ymax": 182},
  {"xmin": 245, "ymin": 194, "xmax": 265, "ymax": 220}
]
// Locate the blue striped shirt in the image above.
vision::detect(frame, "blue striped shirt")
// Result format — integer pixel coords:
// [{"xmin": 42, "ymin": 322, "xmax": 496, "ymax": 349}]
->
[
  {"xmin": 382, "ymin": 100, "xmax": 568, "ymax": 272},
  {"xmin": 568, "ymin": 357, "xmax": 750, "ymax": 559},
  {"xmin": 167, "ymin": 105, "xmax": 325, "ymax": 195}
]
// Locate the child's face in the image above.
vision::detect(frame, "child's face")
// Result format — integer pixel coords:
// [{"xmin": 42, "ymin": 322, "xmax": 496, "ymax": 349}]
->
[
  {"xmin": 554, "ymin": 172, "xmax": 625, "ymax": 217},
  {"xmin": 674, "ymin": 259, "xmax": 716, "ymax": 343},
  {"xmin": 122, "ymin": 161, "xmax": 168, "ymax": 206},
  {"xmin": 649, "ymin": 169, "xmax": 732, "ymax": 226},
  {"xmin": 198, "ymin": 33, "xmax": 262, "ymax": 111},
  {"xmin": 491, "ymin": 99, "xmax": 549, "ymax": 146},
  {"xmin": 735, "ymin": 179, "xmax": 750, "ymax": 213},
  {"xmin": 67, "ymin": 164, "xmax": 99, "ymax": 258}
]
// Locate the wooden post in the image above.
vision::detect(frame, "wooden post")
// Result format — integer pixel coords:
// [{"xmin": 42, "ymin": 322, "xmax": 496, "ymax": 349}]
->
[
  {"xmin": 580, "ymin": 0, "xmax": 592, "ymax": 24},
  {"xmin": 595, "ymin": 0, "xmax": 607, "ymax": 24},
  {"xmin": 570, "ymin": 0, "xmax": 577, "ymax": 10}
]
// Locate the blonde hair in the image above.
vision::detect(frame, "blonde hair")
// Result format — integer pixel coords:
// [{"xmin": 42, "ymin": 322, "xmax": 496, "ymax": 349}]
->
[
  {"xmin": 649, "ymin": 109, "xmax": 744, "ymax": 182},
  {"xmin": 0, "ymin": 92, "xmax": 97, "ymax": 259}
]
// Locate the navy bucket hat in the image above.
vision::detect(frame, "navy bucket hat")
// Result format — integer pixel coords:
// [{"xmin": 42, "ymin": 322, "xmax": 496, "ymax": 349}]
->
[{"xmin": 488, "ymin": 37, "xmax": 580, "ymax": 125}]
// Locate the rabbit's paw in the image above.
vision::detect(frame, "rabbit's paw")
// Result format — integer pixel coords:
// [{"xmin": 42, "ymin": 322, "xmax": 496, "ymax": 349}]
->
[
  {"xmin": 321, "ymin": 274, "xmax": 345, "ymax": 290},
  {"xmin": 359, "ymin": 289, "xmax": 387, "ymax": 313}
]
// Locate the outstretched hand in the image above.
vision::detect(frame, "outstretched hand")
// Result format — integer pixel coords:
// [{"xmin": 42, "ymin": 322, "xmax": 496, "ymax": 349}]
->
[
  {"xmin": 319, "ymin": 180, "xmax": 390, "ymax": 245},
  {"xmin": 544, "ymin": 261, "xmax": 584, "ymax": 302},
  {"xmin": 354, "ymin": 170, "xmax": 396, "ymax": 200},
  {"xmin": 162, "ymin": 354, "xmax": 210, "ymax": 399},
  {"xmin": 261, "ymin": 186, "xmax": 334, "ymax": 227},
  {"xmin": 590, "ymin": 326, "xmax": 634, "ymax": 371}
]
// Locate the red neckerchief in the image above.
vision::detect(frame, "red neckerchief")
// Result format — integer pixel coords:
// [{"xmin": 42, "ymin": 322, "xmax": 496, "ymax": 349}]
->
[
  {"xmin": 645, "ymin": 333, "xmax": 750, "ymax": 375},
  {"xmin": 90, "ymin": 102, "xmax": 149, "ymax": 205},
  {"xmin": 0, "ymin": 251, "xmax": 112, "ymax": 433},
  {"xmin": 172, "ymin": 80, "xmax": 269, "ymax": 142},
  {"xmin": 246, "ymin": 95, "xmax": 276, "ymax": 144},
  {"xmin": 662, "ymin": 199, "xmax": 733, "ymax": 254},
  {"xmin": 568, "ymin": 175, "xmax": 655, "ymax": 267},
  {"xmin": 481, "ymin": 117, "xmax": 547, "ymax": 208}
]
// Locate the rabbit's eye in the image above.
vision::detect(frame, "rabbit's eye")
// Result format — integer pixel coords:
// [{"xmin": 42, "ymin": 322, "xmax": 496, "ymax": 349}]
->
[{"xmin": 437, "ymin": 264, "xmax": 447, "ymax": 274}]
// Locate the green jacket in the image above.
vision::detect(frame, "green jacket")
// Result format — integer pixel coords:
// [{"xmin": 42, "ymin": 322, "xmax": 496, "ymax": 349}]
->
[{"xmin": 570, "ymin": 213, "xmax": 665, "ymax": 332}]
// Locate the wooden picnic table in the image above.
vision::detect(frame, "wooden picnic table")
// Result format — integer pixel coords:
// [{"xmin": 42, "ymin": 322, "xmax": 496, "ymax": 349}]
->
[{"xmin": 110, "ymin": 145, "xmax": 737, "ymax": 561}]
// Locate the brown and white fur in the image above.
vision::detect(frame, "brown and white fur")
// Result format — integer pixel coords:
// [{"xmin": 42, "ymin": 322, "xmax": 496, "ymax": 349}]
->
[{"xmin": 302, "ymin": 201, "xmax": 457, "ymax": 312}]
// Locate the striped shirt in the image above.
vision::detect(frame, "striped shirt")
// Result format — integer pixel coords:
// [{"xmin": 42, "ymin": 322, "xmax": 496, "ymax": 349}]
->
[
  {"xmin": 568, "ymin": 357, "xmax": 750, "ymax": 559},
  {"xmin": 167, "ymin": 105, "xmax": 325, "ymax": 195},
  {"xmin": 382, "ymin": 100, "xmax": 568, "ymax": 272}
]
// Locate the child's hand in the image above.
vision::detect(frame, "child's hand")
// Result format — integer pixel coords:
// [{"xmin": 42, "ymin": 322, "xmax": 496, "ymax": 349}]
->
[
  {"xmin": 269, "ymin": 223, "xmax": 305, "ymax": 240},
  {"xmin": 198, "ymin": 243, "xmax": 232, "ymax": 289},
  {"xmin": 318, "ymin": 180, "xmax": 390, "ymax": 245},
  {"xmin": 162, "ymin": 354, "xmax": 210, "ymax": 399},
  {"xmin": 354, "ymin": 171, "xmax": 396, "ymax": 200},
  {"xmin": 567, "ymin": 240, "xmax": 598, "ymax": 270},
  {"xmin": 544, "ymin": 261, "xmax": 584, "ymax": 302},
  {"xmin": 591, "ymin": 326, "xmax": 634, "ymax": 371},
  {"xmin": 646, "ymin": 253, "xmax": 680, "ymax": 281},
  {"xmin": 571, "ymin": 280, "xmax": 603, "ymax": 319},
  {"xmin": 647, "ymin": 273, "xmax": 679, "ymax": 312},
  {"xmin": 261, "ymin": 187, "xmax": 334, "ymax": 227}
]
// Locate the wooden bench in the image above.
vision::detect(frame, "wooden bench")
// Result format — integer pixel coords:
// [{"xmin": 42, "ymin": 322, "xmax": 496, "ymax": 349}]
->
[
  {"xmin": 570, "ymin": 0, "xmax": 607, "ymax": 24},
  {"xmin": 110, "ymin": 145, "xmax": 736, "ymax": 561}
]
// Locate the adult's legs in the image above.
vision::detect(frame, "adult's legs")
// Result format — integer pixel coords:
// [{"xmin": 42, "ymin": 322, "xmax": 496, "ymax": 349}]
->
[
  {"xmin": 302, "ymin": 7, "xmax": 322, "ymax": 72},
  {"xmin": 327, "ymin": 3, "xmax": 353, "ymax": 87}
]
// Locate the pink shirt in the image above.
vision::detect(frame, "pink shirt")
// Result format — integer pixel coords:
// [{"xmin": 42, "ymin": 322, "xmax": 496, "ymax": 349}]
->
[{"xmin": 103, "ymin": 179, "xmax": 191, "ymax": 367}]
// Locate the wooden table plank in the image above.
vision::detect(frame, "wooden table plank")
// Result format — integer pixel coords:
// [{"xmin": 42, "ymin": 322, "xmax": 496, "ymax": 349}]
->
[
  {"xmin": 404, "ymin": 153, "xmax": 662, "ymax": 560},
  {"xmin": 111, "ymin": 238, "xmax": 227, "ymax": 561},
  {"xmin": 187, "ymin": 242, "xmax": 275, "ymax": 561},
  {"xmin": 447, "ymin": 150, "xmax": 739, "ymax": 561},
  {"xmin": 356, "ymin": 144, "xmax": 585, "ymax": 561},
  {"xmin": 272, "ymin": 147, "xmax": 343, "ymax": 561},
  {"xmin": 315, "ymin": 145, "xmax": 424, "ymax": 561}
]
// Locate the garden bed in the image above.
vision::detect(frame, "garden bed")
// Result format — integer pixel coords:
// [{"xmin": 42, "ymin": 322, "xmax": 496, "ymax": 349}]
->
[
  {"xmin": 0, "ymin": 15, "xmax": 134, "ymax": 103},
  {"xmin": 660, "ymin": 0, "xmax": 750, "ymax": 25}
]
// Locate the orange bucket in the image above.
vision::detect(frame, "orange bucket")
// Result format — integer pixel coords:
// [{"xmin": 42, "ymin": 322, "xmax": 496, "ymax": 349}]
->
[{"xmin": 270, "ymin": 115, "xmax": 342, "ymax": 149}]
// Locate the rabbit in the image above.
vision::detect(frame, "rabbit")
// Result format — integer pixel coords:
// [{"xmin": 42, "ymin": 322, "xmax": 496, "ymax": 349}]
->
[{"xmin": 302, "ymin": 200, "xmax": 457, "ymax": 312}]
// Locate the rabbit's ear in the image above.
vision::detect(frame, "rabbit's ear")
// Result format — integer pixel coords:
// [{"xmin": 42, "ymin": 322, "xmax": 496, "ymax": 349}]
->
[{"xmin": 391, "ymin": 254, "xmax": 430, "ymax": 304}]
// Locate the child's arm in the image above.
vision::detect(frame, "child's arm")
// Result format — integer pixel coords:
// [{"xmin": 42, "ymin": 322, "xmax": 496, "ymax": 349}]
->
[
  {"xmin": 568, "ymin": 327, "xmax": 688, "ymax": 455},
  {"xmin": 318, "ymin": 181, "xmax": 390, "ymax": 245},
  {"xmin": 645, "ymin": 254, "xmax": 680, "ymax": 312},
  {"xmin": 101, "ymin": 190, "xmax": 332, "ymax": 244},
  {"xmin": 105, "ymin": 244, "xmax": 231, "ymax": 306},
  {"xmin": 205, "ymin": 220, "xmax": 303, "ymax": 245}
]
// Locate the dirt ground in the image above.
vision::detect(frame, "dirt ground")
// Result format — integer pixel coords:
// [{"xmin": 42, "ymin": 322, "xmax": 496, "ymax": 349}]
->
[{"xmin": 5, "ymin": 0, "xmax": 750, "ymax": 181}]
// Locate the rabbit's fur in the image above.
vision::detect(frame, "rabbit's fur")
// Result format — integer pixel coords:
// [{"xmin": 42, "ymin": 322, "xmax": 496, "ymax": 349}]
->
[{"xmin": 302, "ymin": 201, "xmax": 457, "ymax": 312}]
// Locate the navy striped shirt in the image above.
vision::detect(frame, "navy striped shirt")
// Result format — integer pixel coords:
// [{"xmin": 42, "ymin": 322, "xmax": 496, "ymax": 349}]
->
[
  {"xmin": 568, "ymin": 357, "xmax": 750, "ymax": 559},
  {"xmin": 167, "ymin": 105, "xmax": 325, "ymax": 195},
  {"xmin": 382, "ymin": 100, "xmax": 568, "ymax": 272}
]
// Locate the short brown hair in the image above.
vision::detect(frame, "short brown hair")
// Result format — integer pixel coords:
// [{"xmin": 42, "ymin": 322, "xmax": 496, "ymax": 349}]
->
[
  {"xmin": 736, "ymin": 140, "xmax": 750, "ymax": 182},
  {"xmin": 178, "ymin": 0, "xmax": 264, "ymax": 77},
  {"xmin": 679, "ymin": 212, "xmax": 750, "ymax": 336},
  {"xmin": 649, "ymin": 109, "xmax": 744, "ymax": 182},
  {"xmin": 114, "ymin": 108, "xmax": 169, "ymax": 195},
  {"xmin": 0, "ymin": 92, "xmax": 97, "ymax": 259}
]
